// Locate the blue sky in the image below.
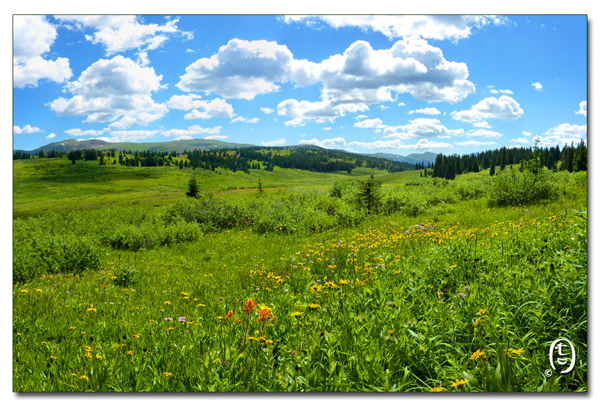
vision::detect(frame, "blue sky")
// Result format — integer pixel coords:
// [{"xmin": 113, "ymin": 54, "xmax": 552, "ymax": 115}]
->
[{"xmin": 12, "ymin": 14, "xmax": 587, "ymax": 155}]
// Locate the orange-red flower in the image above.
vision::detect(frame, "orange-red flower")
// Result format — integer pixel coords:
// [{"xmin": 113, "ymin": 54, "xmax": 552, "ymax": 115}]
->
[
  {"xmin": 243, "ymin": 299, "xmax": 256, "ymax": 313},
  {"xmin": 225, "ymin": 310, "xmax": 234, "ymax": 322},
  {"xmin": 257, "ymin": 308, "xmax": 272, "ymax": 323}
]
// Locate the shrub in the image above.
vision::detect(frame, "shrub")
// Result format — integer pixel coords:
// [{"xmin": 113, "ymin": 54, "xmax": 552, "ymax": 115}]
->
[{"xmin": 488, "ymin": 167, "xmax": 558, "ymax": 206}]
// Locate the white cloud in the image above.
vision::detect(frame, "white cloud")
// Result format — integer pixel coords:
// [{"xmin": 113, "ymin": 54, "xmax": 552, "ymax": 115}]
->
[
  {"xmin": 167, "ymin": 94, "xmax": 235, "ymax": 119},
  {"xmin": 48, "ymin": 55, "xmax": 168, "ymax": 129},
  {"xmin": 177, "ymin": 38, "xmax": 294, "ymax": 99},
  {"xmin": 282, "ymin": 15, "xmax": 508, "ymax": 42},
  {"xmin": 261, "ymin": 107, "xmax": 275, "ymax": 114},
  {"xmin": 451, "ymin": 96, "xmax": 523, "ymax": 122},
  {"xmin": 522, "ymin": 131, "xmax": 532, "ymax": 136},
  {"xmin": 185, "ymin": 49, "xmax": 195, "ymax": 53},
  {"xmin": 466, "ymin": 129, "xmax": 502, "ymax": 139},
  {"xmin": 532, "ymin": 123, "xmax": 587, "ymax": 147},
  {"xmin": 354, "ymin": 118, "xmax": 385, "ymax": 129},
  {"xmin": 397, "ymin": 102, "xmax": 405, "ymax": 106},
  {"xmin": 354, "ymin": 115, "xmax": 368, "ymax": 119},
  {"xmin": 261, "ymin": 138, "xmax": 286, "ymax": 146},
  {"xmin": 13, "ymin": 16, "xmax": 72, "ymax": 88},
  {"xmin": 65, "ymin": 128, "xmax": 107, "ymax": 137},
  {"xmin": 95, "ymin": 130, "xmax": 159, "ymax": 142},
  {"xmin": 161, "ymin": 125, "xmax": 222, "ymax": 137},
  {"xmin": 323, "ymin": 127, "xmax": 332, "ymax": 131},
  {"xmin": 300, "ymin": 137, "xmax": 348, "ymax": 149},
  {"xmin": 532, "ymin": 82, "xmax": 543, "ymax": 91},
  {"xmin": 473, "ymin": 120, "xmax": 491, "ymax": 128},
  {"xmin": 378, "ymin": 105, "xmax": 389, "ymax": 110},
  {"xmin": 500, "ymin": 89, "xmax": 513, "ymax": 94},
  {"xmin": 575, "ymin": 101, "xmax": 587, "ymax": 117},
  {"xmin": 181, "ymin": 37, "xmax": 475, "ymax": 124},
  {"xmin": 204, "ymin": 135, "xmax": 229, "ymax": 140},
  {"xmin": 455, "ymin": 140, "xmax": 497, "ymax": 147},
  {"xmin": 175, "ymin": 135, "xmax": 192, "ymax": 141},
  {"xmin": 383, "ymin": 118, "xmax": 464, "ymax": 140},
  {"xmin": 510, "ymin": 138, "xmax": 529, "ymax": 144},
  {"xmin": 46, "ymin": 133, "xmax": 56, "ymax": 139},
  {"xmin": 490, "ymin": 89, "xmax": 499, "ymax": 94},
  {"xmin": 14, "ymin": 125, "xmax": 43, "ymax": 134},
  {"xmin": 408, "ymin": 107, "xmax": 440, "ymax": 115},
  {"xmin": 231, "ymin": 117, "xmax": 260, "ymax": 124},
  {"xmin": 55, "ymin": 16, "xmax": 191, "ymax": 55}
]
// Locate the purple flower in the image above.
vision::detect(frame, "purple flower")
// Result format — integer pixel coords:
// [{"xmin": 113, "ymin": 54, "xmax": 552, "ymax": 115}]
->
[
  {"xmin": 179, "ymin": 317, "xmax": 186, "ymax": 322},
  {"xmin": 291, "ymin": 350, "xmax": 297, "ymax": 356},
  {"xmin": 132, "ymin": 289, "xmax": 136, "ymax": 292},
  {"xmin": 185, "ymin": 330, "xmax": 188, "ymax": 333},
  {"xmin": 458, "ymin": 293, "xmax": 466, "ymax": 299},
  {"xmin": 387, "ymin": 302, "xmax": 394, "ymax": 307},
  {"xmin": 66, "ymin": 291, "xmax": 70, "ymax": 294},
  {"xmin": 165, "ymin": 318, "xmax": 173, "ymax": 321},
  {"xmin": 110, "ymin": 302, "xmax": 114, "ymax": 305},
  {"xmin": 463, "ymin": 286, "xmax": 469, "ymax": 291}
]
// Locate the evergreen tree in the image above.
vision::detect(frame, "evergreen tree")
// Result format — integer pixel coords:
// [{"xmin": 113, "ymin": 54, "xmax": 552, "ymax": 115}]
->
[
  {"xmin": 258, "ymin": 178, "xmax": 264, "ymax": 193},
  {"xmin": 186, "ymin": 176, "xmax": 199, "ymax": 198},
  {"xmin": 489, "ymin": 161, "xmax": 495, "ymax": 176},
  {"xmin": 573, "ymin": 140, "xmax": 587, "ymax": 172},
  {"xmin": 358, "ymin": 174, "xmax": 381, "ymax": 214},
  {"xmin": 500, "ymin": 147, "xmax": 507, "ymax": 170}
]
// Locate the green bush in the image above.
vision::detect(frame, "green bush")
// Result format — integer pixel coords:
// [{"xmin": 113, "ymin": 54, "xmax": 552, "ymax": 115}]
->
[{"xmin": 488, "ymin": 167, "xmax": 558, "ymax": 206}]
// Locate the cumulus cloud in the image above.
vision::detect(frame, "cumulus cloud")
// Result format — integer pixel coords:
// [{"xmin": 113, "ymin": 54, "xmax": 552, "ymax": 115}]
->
[
  {"xmin": 301, "ymin": 137, "xmax": 452, "ymax": 150},
  {"xmin": 466, "ymin": 129, "xmax": 502, "ymax": 139},
  {"xmin": 531, "ymin": 123, "xmax": 586, "ymax": 147},
  {"xmin": 48, "ymin": 55, "xmax": 168, "ymax": 129},
  {"xmin": 203, "ymin": 135, "xmax": 229, "ymax": 140},
  {"xmin": 231, "ymin": 117, "xmax": 260, "ymax": 124},
  {"xmin": 54, "ymin": 16, "xmax": 192, "ymax": 55},
  {"xmin": 455, "ymin": 140, "xmax": 497, "ymax": 147},
  {"xmin": 46, "ymin": 133, "xmax": 57, "ymax": 139},
  {"xmin": 160, "ymin": 125, "xmax": 222, "ymax": 137},
  {"xmin": 175, "ymin": 135, "xmax": 192, "ymax": 141},
  {"xmin": 532, "ymin": 82, "xmax": 543, "ymax": 91},
  {"xmin": 408, "ymin": 107, "xmax": 440, "ymax": 115},
  {"xmin": 473, "ymin": 120, "xmax": 491, "ymax": 128},
  {"xmin": 354, "ymin": 118, "xmax": 385, "ymax": 129},
  {"xmin": 575, "ymin": 101, "xmax": 587, "ymax": 117},
  {"xmin": 261, "ymin": 138, "xmax": 286, "ymax": 146},
  {"xmin": 13, "ymin": 15, "xmax": 72, "ymax": 88},
  {"xmin": 180, "ymin": 37, "xmax": 475, "ymax": 124},
  {"xmin": 65, "ymin": 128, "xmax": 107, "ymax": 137},
  {"xmin": 522, "ymin": 131, "xmax": 532, "ymax": 136},
  {"xmin": 451, "ymin": 96, "xmax": 523, "ymax": 123},
  {"xmin": 167, "ymin": 94, "xmax": 235, "ymax": 119},
  {"xmin": 94, "ymin": 130, "xmax": 159, "ymax": 142},
  {"xmin": 281, "ymin": 15, "xmax": 508, "ymax": 42},
  {"xmin": 261, "ymin": 107, "xmax": 275, "ymax": 114},
  {"xmin": 185, "ymin": 49, "xmax": 195, "ymax": 53},
  {"xmin": 378, "ymin": 105, "xmax": 389, "ymax": 110},
  {"xmin": 398, "ymin": 102, "xmax": 405, "ymax": 106},
  {"xmin": 383, "ymin": 118, "xmax": 464, "ymax": 140},
  {"xmin": 323, "ymin": 127, "xmax": 332, "ymax": 130},
  {"xmin": 510, "ymin": 138, "xmax": 529, "ymax": 144},
  {"xmin": 14, "ymin": 125, "xmax": 43, "ymax": 134}
]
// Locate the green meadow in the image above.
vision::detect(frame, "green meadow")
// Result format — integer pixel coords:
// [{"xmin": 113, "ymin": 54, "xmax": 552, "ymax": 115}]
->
[{"xmin": 12, "ymin": 156, "xmax": 587, "ymax": 392}]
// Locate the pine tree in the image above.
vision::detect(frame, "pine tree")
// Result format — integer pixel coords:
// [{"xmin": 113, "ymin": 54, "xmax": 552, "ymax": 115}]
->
[
  {"xmin": 500, "ymin": 147, "xmax": 507, "ymax": 171},
  {"xmin": 186, "ymin": 176, "xmax": 199, "ymax": 198},
  {"xmin": 489, "ymin": 161, "xmax": 495, "ymax": 176}
]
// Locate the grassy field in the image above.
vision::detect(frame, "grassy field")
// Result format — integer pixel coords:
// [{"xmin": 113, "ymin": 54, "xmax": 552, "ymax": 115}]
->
[
  {"xmin": 13, "ymin": 158, "xmax": 417, "ymax": 218},
  {"xmin": 12, "ymin": 158, "xmax": 587, "ymax": 392}
]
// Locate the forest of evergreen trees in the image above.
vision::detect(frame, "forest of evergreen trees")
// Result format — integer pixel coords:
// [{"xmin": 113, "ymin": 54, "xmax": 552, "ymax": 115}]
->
[
  {"xmin": 428, "ymin": 141, "xmax": 587, "ymax": 180},
  {"xmin": 13, "ymin": 146, "xmax": 416, "ymax": 174}
]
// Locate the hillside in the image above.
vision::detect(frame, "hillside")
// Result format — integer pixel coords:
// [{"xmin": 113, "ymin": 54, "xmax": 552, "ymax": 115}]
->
[
  {"xmin": 364, "ymin": 151, "xmax": 437, "ymax": 165},
  {"xmin": 16, "ymin": 138, "xmax": 255, "ymax": 154}
]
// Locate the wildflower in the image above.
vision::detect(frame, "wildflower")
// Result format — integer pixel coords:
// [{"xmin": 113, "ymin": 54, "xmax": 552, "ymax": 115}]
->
[
  {"xmin": 458, "ymin": 293, "xmax": 465, "ymax": 299},
  {"xmin": 168, "ymin": 327, "xmax": 174, "ymax": 331},
  {"xmin": 165, "ymin": 318, "xmax": 173, "ymax": 321},
  {"xmin": 478, "ymin": 309, "xmax": 487, "ymax": 316},
  {"xmin": 450, "ymin": 378, "xmax": 469, "ymax": 388},
  {"xmin": 475, "ymin": 317, "xmax": 483, "ymax": 326},
  {"xmin": 290, "ymin": 312, "xmax": 303, "ymax": 317},
  {"xmin": 257, "ymin": 308, "xmax": 272, "ymax": 323},
  {"xmin": 198, "ymin": 303, "xmax": 206, "ymax": 307},
  {"xmin": 506, "ymin": 347, "xmax": 526, "ymax": 357},
  {"xmin": 81, "ymin": 332, "xmax": 86, "ymax": 335},
  {"xmin": 308, "ymin": 303, "xmax": 320, "ymax": 310},
  {"xmin": 133, "ymin": 334, "xmax": 140, "ymax": 339},
  {"xmin": 243, "ymin": 299, "xmax": 256, "ymax": 313},
  {"xmin": 35, "ymin": 289, "xmax": 42, "ymax": 293},
  {"xmin": 87, "ymin": 308, "xmax": 97, "ymax": 312},
  {"xmin": 179, "ymin": 317, "xmax": 186, "ymax": 323},
  {"xmin": 79, "ymin": 375, "xmax": 89, "ymax": 380},
  {"xmin": 470, "ymin": 349, "xmax": 486, "ymax": 360},
  {"xmin": 164, "ymin": 301, "xmax": 171, "ymax": 305},
  {"xmin": 339, "ymin": 280, "xmax": 349, "ymax": 285},
  {"xmin": 41, "ymin": 341, "xmax": 47, "ymax": 346},
  {"xmin": 96, "ymin": 355, "xmax": 102, "ymax": 360},
  {"xmin": 127, "ymin": 351, "xmax": 133, "ymax": 355},
  {"xmin": 69, "ymin": 327, "xmax": 74, "ymax": 330},
  {"xmin": 20, "ymin": 289, "xmax": 28, "ymax": 293},
  {"xmin": 50, "ymin": 356, "xmax": 58, "ymax": 361},
  {"xmin": 163, "ymin": 372, "xmax": 173, "ymax": 377},
  {"xmin": 430, "ymin": 387, "xmax": 444, "ymax": 392}
]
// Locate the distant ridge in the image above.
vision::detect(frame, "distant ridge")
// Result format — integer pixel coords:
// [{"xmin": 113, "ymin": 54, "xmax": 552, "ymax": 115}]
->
[
  {"xmin": 16, "ymin": 138, "xmax": 435, "ymax": 165},
  {"xmin": 16, "ymin": 138, "xmax": 255, "ymax": 154},
  {"xmin": 363, "ymin": 151, "xmax": 437, "ymax": 165}
]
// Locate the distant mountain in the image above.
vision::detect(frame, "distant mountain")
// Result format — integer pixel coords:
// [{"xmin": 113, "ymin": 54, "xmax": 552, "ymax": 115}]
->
[
  {"xmin": 17, "ymin": 138, "xmax": 255, "ymax": 154},
  {"xmin": 363, "ymin": 151, "xmax": 437, "ymax": 165},
  {"xmin": 18, "ymin": 138, "xmax": 436, "ymax": 166}
]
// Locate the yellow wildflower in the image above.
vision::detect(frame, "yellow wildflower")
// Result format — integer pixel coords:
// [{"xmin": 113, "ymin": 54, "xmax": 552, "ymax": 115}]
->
[
  {"xmin": 470, "ymin": 349, "xmax": 486, "ymax": 360},
  {"xmin": 450, "ymin": 378, "xmax": 469, "ymax": 388},
  {"xmin": 430, "ymin": 387, "xmax": 444, "ymax": 392}
]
